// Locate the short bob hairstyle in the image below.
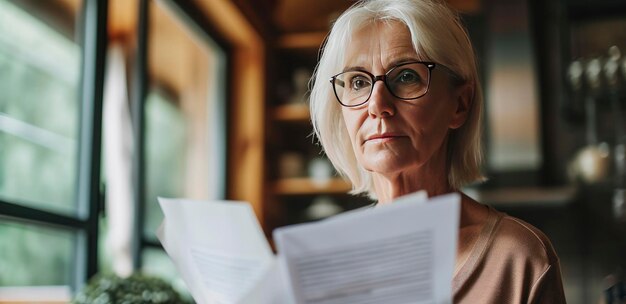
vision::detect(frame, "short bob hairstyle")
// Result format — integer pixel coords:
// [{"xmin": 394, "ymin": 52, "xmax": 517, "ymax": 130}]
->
[{"xmin": 310, "ymin": 0, "xmax": 484, "ymax": 199}]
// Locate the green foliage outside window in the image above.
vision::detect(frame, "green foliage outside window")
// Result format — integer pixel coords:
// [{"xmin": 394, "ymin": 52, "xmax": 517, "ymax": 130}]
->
[
  {"xmin": 0, "ymin": 0, "xmax": 79, "ymax": 212},
  {"xmin": 0, "ymin": 221, "xmax": 74, "ymax": 285},
  {"xmin": 143, "ymin": 91, "xmax": 187, "ymax": 240}
]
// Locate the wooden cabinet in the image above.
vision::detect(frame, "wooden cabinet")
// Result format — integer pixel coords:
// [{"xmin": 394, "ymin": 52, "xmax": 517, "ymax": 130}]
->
[{"xmin": 262, "ymin": 32, "xmax": 371, "ymax": 238}]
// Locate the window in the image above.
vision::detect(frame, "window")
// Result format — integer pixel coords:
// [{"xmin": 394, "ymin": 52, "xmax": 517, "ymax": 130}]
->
[
  {"xmin": 0, "ymin": 0, "xmax": 230, "ymax": 301},
  {"xmin": 484, "ymin": 0, "xmax": 542, "ymax": 173},
  {"xmin": 0, "ymin": 0, "xmax": 106, "ymax": 300}
]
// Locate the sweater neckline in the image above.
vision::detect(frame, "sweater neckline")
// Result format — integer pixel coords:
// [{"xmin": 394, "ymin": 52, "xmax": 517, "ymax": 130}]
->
[{"xmin": 452, "ymin": 206, "xmax": 503, "ymax": 295}]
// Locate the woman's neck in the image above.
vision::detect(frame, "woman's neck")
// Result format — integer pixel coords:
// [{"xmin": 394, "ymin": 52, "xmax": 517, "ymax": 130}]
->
[{"xmin": 371, "ymin": 155, "xmax": 452, "ymax": 204}]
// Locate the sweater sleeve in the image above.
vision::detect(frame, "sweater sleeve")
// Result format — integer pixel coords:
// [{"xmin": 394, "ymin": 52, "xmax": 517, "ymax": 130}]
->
[{"xmin": 528, "ymin": 263, "xmax": 567, "ymax": 304}]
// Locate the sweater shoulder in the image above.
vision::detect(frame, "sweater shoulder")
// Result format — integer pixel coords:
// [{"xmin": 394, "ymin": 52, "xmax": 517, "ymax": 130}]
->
[{"xmin": 492, "ymin": 213, "xmax": 559, "ymax": 265}]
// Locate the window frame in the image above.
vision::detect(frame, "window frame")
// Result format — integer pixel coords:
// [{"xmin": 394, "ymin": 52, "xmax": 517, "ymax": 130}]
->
[{"xmin": 131, "ymin": 0, "xmax": 231, "ymax": 268}]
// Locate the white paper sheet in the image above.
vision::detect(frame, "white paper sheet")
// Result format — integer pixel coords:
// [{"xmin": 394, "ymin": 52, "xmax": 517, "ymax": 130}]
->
[
  {"xmin": 273, "ymin": 193, "xmax": 459, "ymax": 304},
  {"xmin": 158, "ymin": 193, "xmax": 459, "ymax": 304},
  {"xmin": 157, "ymin": 198, "xmax": 281, "ymax": 304}
]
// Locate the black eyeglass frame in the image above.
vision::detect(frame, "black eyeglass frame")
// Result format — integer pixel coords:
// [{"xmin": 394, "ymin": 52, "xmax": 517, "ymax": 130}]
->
[{"xmin": 329, "ymin": 61, "xmax": 437, "ymax": 108}]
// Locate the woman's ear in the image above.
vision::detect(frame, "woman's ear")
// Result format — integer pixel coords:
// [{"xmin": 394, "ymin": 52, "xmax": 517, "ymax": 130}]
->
[{"xmin": 449, "ymin": 82, "xmax": 473, "ymax": 129}]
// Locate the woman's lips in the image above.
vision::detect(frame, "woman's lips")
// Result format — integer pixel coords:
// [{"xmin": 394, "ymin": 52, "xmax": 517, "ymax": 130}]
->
[{"xmin": 364, "ymin": 133, "xmax": 406, "ymax": 143}]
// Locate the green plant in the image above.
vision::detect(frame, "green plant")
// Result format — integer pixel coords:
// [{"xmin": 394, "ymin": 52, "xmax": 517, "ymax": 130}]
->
[{"xmin": 73, "ymin": 273, "xmax": 188, "ymax": 304}]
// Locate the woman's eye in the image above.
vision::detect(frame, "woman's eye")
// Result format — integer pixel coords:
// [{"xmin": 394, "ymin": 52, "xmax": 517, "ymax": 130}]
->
[
  {"xmin": 397, "ymin": 70, "xmax": 421, "ymax": 83},
  {"xmin": 350, "ymin": 76, "xmax": 370, "ymax": 91}
]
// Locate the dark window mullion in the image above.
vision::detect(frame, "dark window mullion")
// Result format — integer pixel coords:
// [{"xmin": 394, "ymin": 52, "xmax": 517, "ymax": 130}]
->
[
  {"xmin": 0, "ymin": 200, "xmax": 86, "ymax": 229},
  {"xmin": 75, "ymin": 0, "xmax": 108, "ymax": 289},
  {"xmin": 131, "ymin": 0, "xmax": 150, "ymax": 270},
  {"xmin": 142, "ymin": 239, "xmax": 164, "ymax": 250}
]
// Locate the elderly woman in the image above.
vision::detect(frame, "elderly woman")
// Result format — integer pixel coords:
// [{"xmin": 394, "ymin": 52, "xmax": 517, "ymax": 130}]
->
[{"xmin": 309, "ymin": 0, "xmax": 566, "ymax": 302}]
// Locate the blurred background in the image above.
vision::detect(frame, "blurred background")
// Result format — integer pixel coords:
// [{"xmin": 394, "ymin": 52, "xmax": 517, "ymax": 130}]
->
[{"xmin": 0, "ymin": 0, "xmax": 625, "ymax": 303}]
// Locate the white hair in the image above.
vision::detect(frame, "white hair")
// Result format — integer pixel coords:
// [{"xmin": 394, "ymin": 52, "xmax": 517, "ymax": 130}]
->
[{"xmin": 310, "ymin": 0, "xmax": 484, "ymax": 200}]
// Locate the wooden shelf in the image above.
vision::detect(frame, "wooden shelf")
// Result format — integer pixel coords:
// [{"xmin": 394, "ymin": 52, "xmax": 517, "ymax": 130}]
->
[
  {"xmin": 276, "ymin": 31, "xmax": 327, "ymax": 49},
  {"xmin": 272, "ymin": 103, "xmax": 310, "ymax": 122},
  {"xmin": 273, "ymin": 177, "xmax": 351, "ymax": 195},
  {"xmin": 464, "ymin": 186, "xmax": 577, "ymax": 207}
]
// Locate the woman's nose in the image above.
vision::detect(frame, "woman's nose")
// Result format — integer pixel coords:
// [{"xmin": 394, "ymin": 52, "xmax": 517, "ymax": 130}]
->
[{"xmin": 367, "ymin": 81, "xmax": 396, "ymax": 118}]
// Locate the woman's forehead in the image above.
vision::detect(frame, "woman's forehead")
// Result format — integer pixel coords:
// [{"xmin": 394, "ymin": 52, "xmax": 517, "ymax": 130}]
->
[{"xmin": 342, "ymin": 21, "xmax": 422, "ymax": 69}]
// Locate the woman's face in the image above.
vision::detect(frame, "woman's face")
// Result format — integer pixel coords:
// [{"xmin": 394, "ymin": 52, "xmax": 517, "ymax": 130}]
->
[{"xmin": 340, "ymin": 21, "xmax": 470, "ymax": 177}]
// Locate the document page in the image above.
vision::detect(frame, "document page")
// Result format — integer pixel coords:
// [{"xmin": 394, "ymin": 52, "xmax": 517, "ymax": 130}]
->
[
  {"xmin": 273, "ymin": 193, "xmax": 460, "ymax": 304},
  {"xmin": 157, "ymin": 198, "xmax": 286, "ymax": 304}
]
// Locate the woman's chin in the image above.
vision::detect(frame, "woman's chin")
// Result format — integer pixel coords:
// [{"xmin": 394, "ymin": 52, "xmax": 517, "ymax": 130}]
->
[{"xmin": 361, "ymin": 155, "xmax": 419, "ymax": 176}]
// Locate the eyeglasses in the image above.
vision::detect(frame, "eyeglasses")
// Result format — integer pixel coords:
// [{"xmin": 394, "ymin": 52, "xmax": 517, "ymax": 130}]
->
[{"xmin": 329, "ymin": 61, "xmax": 436, "ymax": 107}]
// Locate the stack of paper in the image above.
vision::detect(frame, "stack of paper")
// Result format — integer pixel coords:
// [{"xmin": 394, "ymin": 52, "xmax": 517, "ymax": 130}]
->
[{"xmin": 157, "ymin": 192, "xmax": 460, "ymax": 304}]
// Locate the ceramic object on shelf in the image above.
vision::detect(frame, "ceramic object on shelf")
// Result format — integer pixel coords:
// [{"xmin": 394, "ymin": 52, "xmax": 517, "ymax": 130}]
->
[
  {"xmin": 279, "ymin": 152, "xmax": 305, "ymax": 178},
  {"xmin": 568, "ymin": 143, "xmax": 611, "ymax": 184}
]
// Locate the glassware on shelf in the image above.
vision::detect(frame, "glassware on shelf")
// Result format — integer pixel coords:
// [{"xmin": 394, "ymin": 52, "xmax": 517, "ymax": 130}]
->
[
  {"xmin": 308, "ymin": 157, "xmax": 333, "ymax": 187},
  {"xmin": 304, "ymin": 196, "xmax": 343, "ymax": 221},
  {"xmin": 288, "ymin": 67, "xmax": 311, "ymax": 104}
]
